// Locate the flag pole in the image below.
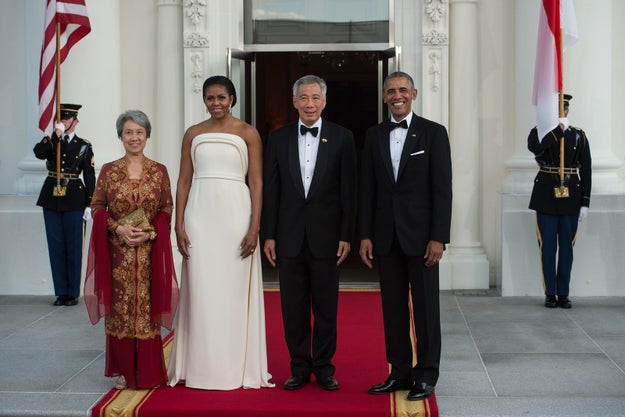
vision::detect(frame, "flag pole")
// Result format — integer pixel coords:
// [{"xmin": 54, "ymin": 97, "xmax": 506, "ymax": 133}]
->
[
  {"xmin": 53, "ymin": 21, "xmax": 66, "ymax": 197},
  {"xmin": 558, "ymin": 28, "xmax": 564, "ymax": 183},
  {"xmin": 56, "ymin": 22, "xmax": 61, "ymax": 124},
  {"xmin": 556, "ymin": 25, "xmax": 569, "ymax": 198}
]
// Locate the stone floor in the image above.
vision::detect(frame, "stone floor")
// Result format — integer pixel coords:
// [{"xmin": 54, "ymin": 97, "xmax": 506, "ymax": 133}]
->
[{"xmin": 1, "ymin": 290, "xmax": 624, "ymax": 417}]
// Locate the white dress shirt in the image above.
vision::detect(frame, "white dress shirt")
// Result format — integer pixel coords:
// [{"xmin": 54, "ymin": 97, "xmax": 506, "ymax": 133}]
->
[
  {"xmin": 298, "ymin": 120, "xmax": 322, "ymax": 197},
  {"xmin": 389, "ymin": 113, "xmax": 412, "ymax": 180}
]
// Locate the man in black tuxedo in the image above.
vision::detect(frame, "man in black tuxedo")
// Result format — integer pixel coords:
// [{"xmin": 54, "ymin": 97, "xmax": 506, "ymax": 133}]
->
[
  {"xmin": 359, "ymin": 72, "xmax": 452, "ymax": 401},
  {"xmin": 263, "ymin": 75, "xmax": 357, "ymax": 391}
]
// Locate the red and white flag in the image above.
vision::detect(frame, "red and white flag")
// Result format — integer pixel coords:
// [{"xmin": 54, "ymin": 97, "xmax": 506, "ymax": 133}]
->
[
  {"xmin": 532, "ymin": 0, "xmax": 578, "ymax": 141},
  {"xmin": 38, "ymin": 0, "xmax": 91, "ymax": 136}
]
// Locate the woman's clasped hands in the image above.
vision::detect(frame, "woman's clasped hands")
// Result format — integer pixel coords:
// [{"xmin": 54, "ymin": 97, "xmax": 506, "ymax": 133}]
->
[{"xmin": 116, "ymin": 224, "xmax": 149, "ymax": 247}]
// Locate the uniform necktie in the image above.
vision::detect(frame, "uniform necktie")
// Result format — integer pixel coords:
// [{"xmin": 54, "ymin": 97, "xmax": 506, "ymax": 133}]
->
[
  {"xmin": 389, "ymin": 120, "xmax": 408, "ymax": 130},
  {"xmin": 64, "ymin": 135, "xmax": 70, "ymax": 142},
  {"xmin": 300, "ymin": 125, "xmax": 319, "ymax": 137}
]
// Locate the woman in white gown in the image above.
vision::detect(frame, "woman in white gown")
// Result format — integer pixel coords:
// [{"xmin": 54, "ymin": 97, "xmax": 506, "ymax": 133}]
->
[{"xmin": 168, "ymin": 76, "xmax": 273, "ymax": 390}]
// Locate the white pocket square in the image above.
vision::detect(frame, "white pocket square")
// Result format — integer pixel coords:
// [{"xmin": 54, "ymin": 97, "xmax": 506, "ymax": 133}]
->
[{"xmin": 410, "ymin": 150, "xmax": 425, "ymax": 156}]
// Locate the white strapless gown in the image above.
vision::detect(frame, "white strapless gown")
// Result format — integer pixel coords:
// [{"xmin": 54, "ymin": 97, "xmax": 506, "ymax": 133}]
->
[{"xmin": 167, "ymin": 133, "xmax": 273, "ymax": 390}]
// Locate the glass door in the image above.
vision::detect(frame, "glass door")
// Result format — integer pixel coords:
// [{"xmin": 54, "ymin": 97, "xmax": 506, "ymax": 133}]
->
[
  {"xmin": 227, "ymin": 48, "xmax": 256, "ymax": 126},
  {"xmin": 377, "ymin": 46, "xmax": 401, "ymax": 122}
]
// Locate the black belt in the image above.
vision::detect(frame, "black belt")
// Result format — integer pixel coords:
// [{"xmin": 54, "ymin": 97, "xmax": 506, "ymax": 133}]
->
[
  {"xmin": 539, "ymin": 167, "xmax": 578, "ymax": 175},
  {"xmin": 48, "ymin": 172, "xmax": 80, "ymax": 179}
]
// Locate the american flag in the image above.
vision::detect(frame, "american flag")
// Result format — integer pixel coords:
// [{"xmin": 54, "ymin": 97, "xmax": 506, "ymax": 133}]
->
[{"xmin": 38, "ymin": 0, "xmax": 91, "ymax": 136}]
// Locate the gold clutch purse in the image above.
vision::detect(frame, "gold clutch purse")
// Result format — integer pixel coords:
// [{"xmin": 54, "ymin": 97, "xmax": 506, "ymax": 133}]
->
[{"xmin": 117, "ymin": 207, "xmax": 154, "ymax": 232}]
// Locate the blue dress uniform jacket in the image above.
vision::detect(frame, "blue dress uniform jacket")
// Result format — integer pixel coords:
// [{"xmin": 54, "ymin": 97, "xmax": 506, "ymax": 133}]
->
[
  {"xmin": 33, "ymin": 131, "xmax": 96, "ymax": 302},
  {"xmin": 528, "ymin": 126, "xmax": 591, "ymax": 215},
  {"xmin": 33, "ymin": 132, "xmax": 96, "ymax": 211}
]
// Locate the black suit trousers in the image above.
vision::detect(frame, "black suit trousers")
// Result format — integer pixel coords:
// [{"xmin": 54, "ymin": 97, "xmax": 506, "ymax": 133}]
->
[
  {"xmin": 278, "ymin": 238, "xmax": 339, "ymax": 379},
  {"xmin": 377, "ymin": 237, "xmax": 441, "ymax": 386}
]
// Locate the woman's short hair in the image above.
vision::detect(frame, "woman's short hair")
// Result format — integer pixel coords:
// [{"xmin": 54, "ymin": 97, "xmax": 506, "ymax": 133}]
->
[
  {"xmin": 116, "ymin": 110, "xmax": 151, "ymax": 138},
  {"xmin": 203, "ymin": 76, "xmax": 237, "ymax": 108}
]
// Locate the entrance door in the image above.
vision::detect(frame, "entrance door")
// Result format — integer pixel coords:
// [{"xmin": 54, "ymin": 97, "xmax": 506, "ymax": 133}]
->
[
  {"xmin": 227, "ymin": 48, "xmax": 256, "ymax": 125},
  {"xmin": 233, "ymin": 48, "xmax": 400, "ymax": 284}
]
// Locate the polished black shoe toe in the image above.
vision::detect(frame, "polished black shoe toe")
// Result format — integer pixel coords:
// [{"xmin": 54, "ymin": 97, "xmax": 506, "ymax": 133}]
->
[
  {"xmin": 284, "ymin": 375, "xmax": 310, "ymax": 390},
  {"xmin": 544, "ymin": 295, "xmax": 557, "ymax": 308},
  {"xmin": 317, "ymin": 375, "xmax": 339, "ymax": 391},
  {"xmin": 407, "ymin": 382, "xmax": 435, "ymax": 401},
  {"xmin": 64, "ymin": 297, "xmax": 79, "ymax": 306},
  {"xmin": 368, "ymin": 378, "xmax": 413, "ymax": 394},
  {"xmin": 557, "ymin": 296, "xmax": 572, "ymax": 309},
  {"xmin": 53, "ymin": 296, "xmax": 67, "ymax": 306}
]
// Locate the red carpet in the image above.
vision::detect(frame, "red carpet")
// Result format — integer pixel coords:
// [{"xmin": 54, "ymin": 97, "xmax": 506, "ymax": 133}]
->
[{"xmin": 92, "ymin": 290, "xmax": 438, "ymax": 417}]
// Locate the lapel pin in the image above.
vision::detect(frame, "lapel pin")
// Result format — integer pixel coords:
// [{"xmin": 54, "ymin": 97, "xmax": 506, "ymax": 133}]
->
[
  {"xmin": 322, "ymin": 138, "xmax": 327, "ymax": 143},
  {"xmin": 411, "ymin": 133, "xmax": 417, "ymax": 137}
]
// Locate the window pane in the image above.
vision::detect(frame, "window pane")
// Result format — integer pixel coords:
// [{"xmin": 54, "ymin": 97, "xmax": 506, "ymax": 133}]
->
[{"xmin": 244, "ymin": 0, "xmax": 389, "ymax": 44}]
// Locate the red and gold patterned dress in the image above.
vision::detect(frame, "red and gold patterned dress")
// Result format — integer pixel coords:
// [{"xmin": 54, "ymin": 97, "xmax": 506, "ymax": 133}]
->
[{"xmin": 88, "ymin": 157, "xmax": 175, "ymax": 389}]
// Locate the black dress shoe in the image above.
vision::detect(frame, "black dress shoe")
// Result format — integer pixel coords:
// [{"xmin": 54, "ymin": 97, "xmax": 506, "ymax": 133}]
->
[
  {"xmin": 53, "ymin": 296, "xmax": 67, "ymax": 306},
  {"xmin": 407, "ymin": 382, "xmax": 435, "ymax": 401},
  {"xmin": 284, "ymin": 375, "xmax": 310, "ymax": 390},
  {"xmin": 64, "ymin": 297, "xmax": 79, "ymax": 306},
  {"xmin": 557, "ymin": 296, "xmax": 572, "ymax": 309},
  {"xmin": 368, "ymin": 378, "xmax": 413, "ymax": 394},
  {"xmin": 316, "ymin": 375, "xmax": 339, "ymax": 391},
  {"xmin": 544, "ymin": 295, "xmax": 557, "ymax": 308}
]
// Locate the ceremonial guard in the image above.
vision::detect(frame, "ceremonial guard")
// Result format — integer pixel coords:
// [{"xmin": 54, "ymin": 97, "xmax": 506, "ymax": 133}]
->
[
  {"xmin": 34, "ymin": 103, "xmax": 95, "ymax": 306},
  {"xmin": 528, "ymin": 94, "xmax": 592, "ymax": 309}
]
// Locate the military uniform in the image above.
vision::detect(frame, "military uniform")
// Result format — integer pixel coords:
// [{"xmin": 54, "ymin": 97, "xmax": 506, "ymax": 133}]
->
[
  {"xmin": 33, "ymin": 104, "xmax": 95, "ymax": 305},
  {"xmin": 528, "ymin": 112, "xmax": 591, "ymax": 307}
]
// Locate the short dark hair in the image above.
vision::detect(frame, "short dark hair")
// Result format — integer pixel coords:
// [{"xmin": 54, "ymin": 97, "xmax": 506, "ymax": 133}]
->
[
  {"xmin": 203, "ymin": 76, "xmax": 237, "ymax": 108},
  {"xmin": 383, "ymin": 71, "xmax": 415, "ymax": 90}
]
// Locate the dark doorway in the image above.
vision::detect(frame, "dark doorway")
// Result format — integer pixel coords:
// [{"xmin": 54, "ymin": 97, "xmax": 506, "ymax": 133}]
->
[
  {"xmin": 254, "ymin": 51, "xmax": 380, "ymax": 150},
  {"xmin": 255, "ymin": 51, "xmax": 382, "ymax": 284}
]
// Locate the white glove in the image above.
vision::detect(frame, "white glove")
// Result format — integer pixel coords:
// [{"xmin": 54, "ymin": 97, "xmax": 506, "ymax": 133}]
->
[
  {"xmin": 54, "ymin": 122, "xmax": 65, "ymax": 135},
  {"xmin": 83, "ymin": 207, "xmax": 92, "ymax": 221},
  {"xmin": 558, "ymin": 117, "xmax": 569, "ymax": 131},
  {"xmin": 578, "ymin": 206, "xmax": 588, "ymax": 222}
]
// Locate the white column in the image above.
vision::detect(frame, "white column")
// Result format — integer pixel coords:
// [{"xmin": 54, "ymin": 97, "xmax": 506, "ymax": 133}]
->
[
  {"xmin": 182, "ymin": 0, "xmax": 241, "ymax": 126},
  {"xmin": 505, "ymin": 0, "xmax": 625, "ymax": 195},
  {"xmin": 156, "ymin": 0, "xmax": 184, "ymax": 182},
  {"xmin": 501, "ymin": 0, "xmax": 625, "ymax": 296},
  {"xmin": 446, "ymin": 0, "xmax": 489, "ymax": 290},
  {"xmin": 567, "ymin": 0, "xmax": 624, "ymax": 193},
  {"xmin": 9, "ymin": 0, "xmax": 121, "ymax": 295},
  {"xmin": 17, "ymin": 0, "xmax": 122, "ymax": 192},
  {"xmin": 421, "ymin": 0, "xmax": 452, "ymax": 289}
]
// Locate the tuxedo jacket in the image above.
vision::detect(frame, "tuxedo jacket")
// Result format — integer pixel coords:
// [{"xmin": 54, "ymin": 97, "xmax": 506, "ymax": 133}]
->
[
  {"xmin": 359, "ymin": 113, "xmax": 452, "ymax": 257},
  {"xmin": 262, "ymin": 119, "xmax": 357, "ymax": 259},
  {"xmin": 528, "ymin": 126, "xmax": 591, "ymax": 216},
  {"xmin": 33, "ymin": 132, "xmax": 96, "ymax": 212}
]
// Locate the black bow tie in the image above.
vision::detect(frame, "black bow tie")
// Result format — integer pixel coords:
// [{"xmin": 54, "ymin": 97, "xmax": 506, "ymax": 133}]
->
[
  {"xmin": 389, "ymin": 120, "xmax": 408, "ymax": 130},
  {"xmin": 300, "ymin": 125, "xmax": 319, "ymax": 137}
]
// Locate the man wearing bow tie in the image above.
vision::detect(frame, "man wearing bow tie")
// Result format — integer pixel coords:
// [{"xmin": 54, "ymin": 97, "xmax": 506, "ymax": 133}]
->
[
  {"xmin": 263, "ymin": 75, "xmax": 356, "ymax": 391},
  {"xmin": 359, "ymin": 72, "xmax": 452, "ymax": 401}
]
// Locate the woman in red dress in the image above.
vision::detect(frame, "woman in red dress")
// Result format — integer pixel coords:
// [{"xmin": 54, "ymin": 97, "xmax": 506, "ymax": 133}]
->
[{"xmin": 85, "ymin": 109, "xmax": 178, "ymax": 390}]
